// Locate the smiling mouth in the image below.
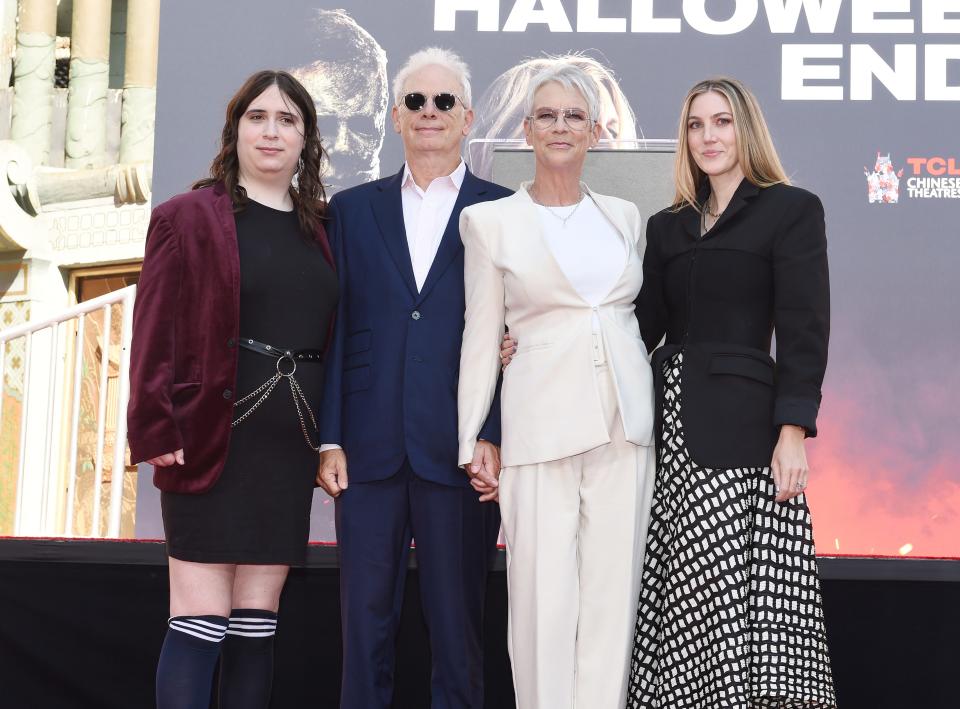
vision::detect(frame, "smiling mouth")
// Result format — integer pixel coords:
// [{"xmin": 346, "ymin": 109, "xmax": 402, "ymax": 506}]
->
[{"xmin": 258, "ymin": 147, "xmax": 282, "ymax": 153}]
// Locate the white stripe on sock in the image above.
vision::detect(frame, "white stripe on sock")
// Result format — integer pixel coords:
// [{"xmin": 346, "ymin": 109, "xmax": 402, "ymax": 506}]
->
[
  {"xmin": 226, "ymin": 629, "xmax": 277, "ymax": 637},
  {"xmin": 168, "ymin": 617, "xmax": 229, "ymax": 631},
  {"xmin": 228, "ymin": 621, "xmax": 277, "ymax": 630},
  {"xmin": 169, "ymin": 619, "xmax": 227, "ymax": 642},
  {"xmin": 228, "ymin": 617, "xmax": 277, "ymax": 625},
  {"xmin": 169, "ymin": 624, "xmax": 227, "ymax": 643}
]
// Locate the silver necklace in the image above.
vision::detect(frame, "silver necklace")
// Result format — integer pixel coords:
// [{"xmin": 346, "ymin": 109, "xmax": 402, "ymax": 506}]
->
[
  {"xmin": 700, "ymin": 197, "xmax": 724, "ymax": 235},
  {"xmin": 531, "ymin": 186, "xmax": 585, "ymax": 228},
  {"xmin": 704, "ymin": 196, "xmax": 726, "ymax": 219}
]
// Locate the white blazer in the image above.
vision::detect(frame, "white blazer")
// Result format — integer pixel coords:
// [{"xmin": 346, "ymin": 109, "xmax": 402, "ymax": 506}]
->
[{"xmin": 457, "ymin": 183, "xmax": 655, "ymax": 469}]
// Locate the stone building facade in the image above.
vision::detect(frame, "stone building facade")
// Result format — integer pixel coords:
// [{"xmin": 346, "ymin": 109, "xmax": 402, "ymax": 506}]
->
[{"xmin": 0, "ymin": 0, "xmax": 159, "ymax": 536}]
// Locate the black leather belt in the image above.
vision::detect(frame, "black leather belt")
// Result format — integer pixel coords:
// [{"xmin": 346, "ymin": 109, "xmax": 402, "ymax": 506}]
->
[
  {"xmin": 239, "ymin": 337, "xmax": 324, "ymax": 362},
  {"xmin": 233, "ymin": 337, "xmax": 323, "ymax": 450}
]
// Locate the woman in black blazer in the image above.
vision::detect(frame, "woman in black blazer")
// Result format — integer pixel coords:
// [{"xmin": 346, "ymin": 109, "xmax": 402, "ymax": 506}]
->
[{"xmin": 625, "ymin": 77, "xmax": 835, "ymax": 707}]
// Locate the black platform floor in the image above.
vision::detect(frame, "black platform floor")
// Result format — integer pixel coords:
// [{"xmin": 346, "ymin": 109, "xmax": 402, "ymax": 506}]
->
[{"xmin": 1, "ymin": 541, "xmax": 957, "ymax": 708}]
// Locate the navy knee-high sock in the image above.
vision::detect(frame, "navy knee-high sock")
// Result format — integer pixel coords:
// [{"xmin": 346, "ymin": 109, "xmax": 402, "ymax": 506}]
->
[
  {"xmin": 218, "ymin": 608, "xmax": 278, "ymax": 709},
  {"xmin": 156, "ymin": 615, "xmax": 228, "ymax": 709}
]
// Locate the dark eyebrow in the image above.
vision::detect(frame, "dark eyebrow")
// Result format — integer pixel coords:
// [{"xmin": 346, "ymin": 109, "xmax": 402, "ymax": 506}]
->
[
  {"xmin": 245, "ymin": 108, "xmax": 300, "ymax": 120},
  {"xmin": 688, "ymin": 112, "xmax": 733, "ymax": 120}
]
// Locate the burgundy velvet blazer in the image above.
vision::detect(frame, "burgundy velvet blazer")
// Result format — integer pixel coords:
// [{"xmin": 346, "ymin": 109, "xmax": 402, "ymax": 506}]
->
[{"xmin": 127, "ymin": 183, "xmax": 334, "ymax": 493}]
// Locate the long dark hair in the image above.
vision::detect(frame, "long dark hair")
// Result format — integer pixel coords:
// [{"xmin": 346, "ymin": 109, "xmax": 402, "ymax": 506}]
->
[{"xmin": 194, "ymin": 70, "xmax": 327, "ymax": 234}]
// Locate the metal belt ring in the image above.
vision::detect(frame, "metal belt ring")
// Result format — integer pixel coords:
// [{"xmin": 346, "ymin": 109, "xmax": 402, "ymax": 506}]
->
[{"xmin": 276, "ymin": 354, "xmax": 297, "ymax": 377}]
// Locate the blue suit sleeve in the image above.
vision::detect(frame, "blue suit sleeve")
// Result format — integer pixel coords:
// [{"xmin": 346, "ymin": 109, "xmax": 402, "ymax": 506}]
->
[{"xmin": 319, "ymin": 198, "xmax": 347, "ymax": 445}]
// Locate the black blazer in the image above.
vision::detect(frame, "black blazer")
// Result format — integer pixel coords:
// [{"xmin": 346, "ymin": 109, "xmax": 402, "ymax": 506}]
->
[{"xmin": 636, "ymin": 179, "xmax": 830, "ymax": 469}]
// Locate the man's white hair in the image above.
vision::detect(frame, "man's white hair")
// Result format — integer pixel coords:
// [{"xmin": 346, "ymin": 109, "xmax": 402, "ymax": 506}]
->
[
  {"xmin": 525, "ymin": 63, "xmax": 602, "ymax": 122},
  {"xmin": 392, "ymin": 47, "xmax": 472, "ymax": 108}
]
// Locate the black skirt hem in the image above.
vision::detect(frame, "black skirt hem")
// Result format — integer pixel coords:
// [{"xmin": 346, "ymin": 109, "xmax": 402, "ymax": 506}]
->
[{"xmin": 166, "ymin": 544, "xmax": 307, "ymax": 566}]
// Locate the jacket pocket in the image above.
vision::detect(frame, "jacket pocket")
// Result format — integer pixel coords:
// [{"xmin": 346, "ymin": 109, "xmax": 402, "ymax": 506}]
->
[
  {"xmin": 171, "ymin": 381, "xmax": 201, "ymax": 404},
  {"xmin": 345, "ymin": 329, "xmax": 372, "ymax": 354},
  {"xmin": 344, "ymin": 330, "xmax": 372, "ymax": 370},
  {"xmin": 709, "ymin": 353, "xmax": 774, "ymax": 386},
  {"xmin": 343, "ymin": 365, "xmax": 370, "ymax": 394}
]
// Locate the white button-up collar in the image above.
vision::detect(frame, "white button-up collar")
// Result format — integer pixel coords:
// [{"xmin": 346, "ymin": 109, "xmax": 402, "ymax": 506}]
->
[{"xmin": 401, "ymin": 160, "xmax": 466, "ymax": 291}]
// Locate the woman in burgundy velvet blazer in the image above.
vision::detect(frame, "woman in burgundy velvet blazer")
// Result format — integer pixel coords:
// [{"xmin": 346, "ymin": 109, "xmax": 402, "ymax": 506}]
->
[
  {"xmin": 127, "ymin": 71, "xmax": 335, "ymax": 709},
  {"xmin": 127, "ymin": 179, "xmax": 335, "ymax": 492}
]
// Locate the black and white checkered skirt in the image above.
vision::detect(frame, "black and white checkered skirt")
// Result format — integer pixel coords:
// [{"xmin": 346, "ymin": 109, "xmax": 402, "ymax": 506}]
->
[{"xmin": 626, "ymin": 353, "xmax": 836, "ymax": 708}]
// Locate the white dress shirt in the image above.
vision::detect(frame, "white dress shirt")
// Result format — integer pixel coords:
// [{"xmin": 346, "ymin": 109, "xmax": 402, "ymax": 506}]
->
[
  {"xmin": 402, "ymin": 160, "xmax": 466, "ymax": 291},
  {"xmin": 320, "ymin": 160, "xmax": 466, "ymax": 453}
]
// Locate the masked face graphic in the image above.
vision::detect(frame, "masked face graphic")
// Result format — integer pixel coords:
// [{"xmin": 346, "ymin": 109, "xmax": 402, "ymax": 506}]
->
[{"xmin": 291, "ymin": 10, "xmax": 389, "ymax": 194}]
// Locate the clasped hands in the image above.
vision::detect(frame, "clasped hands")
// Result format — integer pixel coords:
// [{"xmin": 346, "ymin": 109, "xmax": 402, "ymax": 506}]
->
[
  {"xmin": 317, "ymin": 441, "xmax": 500, "ymax": 502},
  {"xmin": 316, "ymin": 441, "xmax": 502, "ymax": 504},
  {"xmin": 465, "ymin": 440, "xmax": 501, "ymax": 503}
]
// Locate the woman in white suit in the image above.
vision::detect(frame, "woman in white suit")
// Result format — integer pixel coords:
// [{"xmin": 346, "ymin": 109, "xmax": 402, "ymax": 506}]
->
[{"xmin": 457, "ymin": 64, "xmax": 656, "ymax": 709}]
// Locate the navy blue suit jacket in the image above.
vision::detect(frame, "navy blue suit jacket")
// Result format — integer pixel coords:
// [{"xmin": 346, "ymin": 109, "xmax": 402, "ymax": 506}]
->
[{"xmin": 320, "ymin": 166, "xmax": 511, "ymax": 488}]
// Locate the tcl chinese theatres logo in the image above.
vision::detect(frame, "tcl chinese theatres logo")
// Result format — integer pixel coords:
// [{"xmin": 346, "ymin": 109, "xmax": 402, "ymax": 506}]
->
[
  {"xmin": 864, "ymin": 152, "xmax": 960, "ymax": 202},
  {"xmin": 864, "ymin": 152, "xmax": 903, "ymax": 204}
]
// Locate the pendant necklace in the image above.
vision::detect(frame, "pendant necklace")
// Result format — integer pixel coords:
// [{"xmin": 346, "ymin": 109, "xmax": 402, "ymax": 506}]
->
[{"xmin": 532, "ymin": 185, "xmax": 585, "ymax": 228}]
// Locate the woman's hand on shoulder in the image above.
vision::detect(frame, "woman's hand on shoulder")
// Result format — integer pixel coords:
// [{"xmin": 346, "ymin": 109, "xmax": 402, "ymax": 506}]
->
[
  {"xmin": 770, "ymin": 425, "xmax": 808, "ymax": 503},
  {"xmin": 148, "ymin": 449, "xmax": 184, "ymax": 467}
]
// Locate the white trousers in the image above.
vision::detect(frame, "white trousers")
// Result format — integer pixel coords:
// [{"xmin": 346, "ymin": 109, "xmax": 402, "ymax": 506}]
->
[{"xmin": 499, "ymin": 364, "xmax": 656, "ymax": 709}]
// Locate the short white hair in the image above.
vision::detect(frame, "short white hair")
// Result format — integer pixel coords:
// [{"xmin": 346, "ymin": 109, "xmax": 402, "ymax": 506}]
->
[
  {"xmin": 392, "ymin": 47, "xmax": 472, "ymax": 108},
  {"xmin": 525, "ymin": 64, "xmax": 601, "ymax": 122}
]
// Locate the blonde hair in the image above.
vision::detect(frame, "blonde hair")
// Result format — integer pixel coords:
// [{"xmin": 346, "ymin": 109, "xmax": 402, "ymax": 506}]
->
[{"xmin": 673, "ymin": 77, "xmax": 789, "ymax": 211}]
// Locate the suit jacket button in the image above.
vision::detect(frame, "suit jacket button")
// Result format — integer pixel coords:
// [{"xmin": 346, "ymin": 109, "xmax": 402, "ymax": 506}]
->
[
  {"xmin": 411, "ymin": 310, "xmax": 421, "ymax": 320},
  {"xmin": 227, "ymin": 338, "xmax": 236, "ymax": 348},
  {"xmin": 412, "ymin": 355, "xmax": 423, "ymax": 363},
  {"xmin": 222, "ymin": 388, "xmax": 233, "ymax": 400}
]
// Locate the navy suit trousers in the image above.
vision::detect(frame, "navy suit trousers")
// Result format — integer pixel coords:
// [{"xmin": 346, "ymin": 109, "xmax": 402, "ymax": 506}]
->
[{"xmin": 335, "ymin": 459, "xmax": 500, "ymax": 709}]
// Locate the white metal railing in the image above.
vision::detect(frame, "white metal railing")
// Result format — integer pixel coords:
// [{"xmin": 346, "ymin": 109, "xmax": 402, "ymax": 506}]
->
[{"xmin": 1, "ymin": 285, "xmax": 136, "ymax": 538}]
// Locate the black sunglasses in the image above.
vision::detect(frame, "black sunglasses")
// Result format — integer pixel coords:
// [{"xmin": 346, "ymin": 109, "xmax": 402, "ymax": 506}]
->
[{"xmin": 402, "ymin": 92, "xmax": 462, "ymax": 112}]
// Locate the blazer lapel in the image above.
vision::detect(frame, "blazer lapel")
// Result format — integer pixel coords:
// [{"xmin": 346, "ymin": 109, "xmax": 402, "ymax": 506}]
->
[
  {"xmin": 416, "ymin": 169, "xmax": 488, "ymax": 304},
  {"xmin": 707, "ymin": 178, "xmax": 760, "ymax": 236},
  {"xmin": 515, "ymin": 183, "xmax": 598, "ymax": 307},
  {"xmin": 583, "ymin": 186, "xmax": 642, "ymax": 304},
  {"xmin": 371, "ymin": 166, "xmax": 418, "ymax": 298},
  {"xmin": 584, "ymin": 185, "xmax": 632, "ymax": 251},
  {"xmin": 680, "ymin": 205, "xmax": 701, "ymax": 239},
  {"xmin": 213, "ymin": 183, "xmax": 241, "ymax": 324},
  {"xmin": 679, "ymin": 181, "xmax": 710, "ymax": 239},
  {"xmin": 679, "ymin": 178, "xmax": 762, "ymax": 239}
]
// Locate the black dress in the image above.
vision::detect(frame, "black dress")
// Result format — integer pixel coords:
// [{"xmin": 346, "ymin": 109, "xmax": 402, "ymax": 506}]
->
[{"xmin": 161, "ymin": 199, "xmax": 338, "ymax": 564}]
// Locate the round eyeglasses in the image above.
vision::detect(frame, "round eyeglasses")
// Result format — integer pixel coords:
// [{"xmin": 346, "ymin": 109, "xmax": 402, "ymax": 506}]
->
[{"xmin": 527, "ymin": 108, "xmax": 592, "ymax": 132}]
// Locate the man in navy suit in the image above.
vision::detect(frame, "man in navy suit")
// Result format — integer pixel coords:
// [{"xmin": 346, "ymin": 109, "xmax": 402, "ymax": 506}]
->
[{"xmin": 317, "ymin": 47, "xmax": 511, "ymax": 709}]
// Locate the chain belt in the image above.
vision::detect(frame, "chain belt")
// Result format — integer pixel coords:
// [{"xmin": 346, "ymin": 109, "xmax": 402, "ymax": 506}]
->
[{"xmin": 231, "ymin": 337, "xmax": 324, "ymax": 451}]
